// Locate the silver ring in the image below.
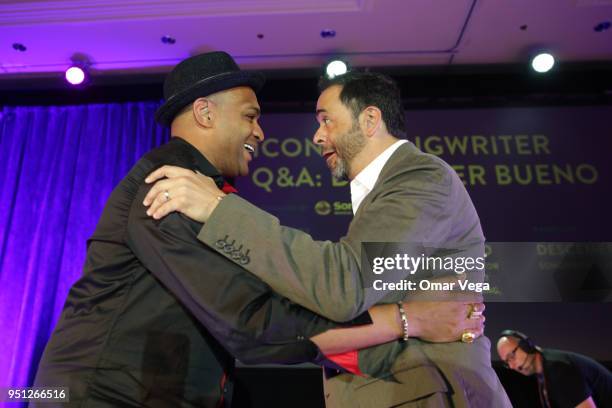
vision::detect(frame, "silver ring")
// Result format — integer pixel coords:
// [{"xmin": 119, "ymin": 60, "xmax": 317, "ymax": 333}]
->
[
  {"xmin": 468, "ymin": 304, "xmax": 483, "ymax": 320},
  {"xmin": 164, "ymin": 190, "xmax": 170, "ymax": 202},
  {"xmin": 469, "ymin": 310, "xmax": 483, "ymax": 319}
]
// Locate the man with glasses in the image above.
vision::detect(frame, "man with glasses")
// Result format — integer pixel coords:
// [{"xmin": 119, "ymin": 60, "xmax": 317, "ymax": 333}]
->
[{"xmin": 497, "ymin": 330, "xmax": 612, "ymax": 408}]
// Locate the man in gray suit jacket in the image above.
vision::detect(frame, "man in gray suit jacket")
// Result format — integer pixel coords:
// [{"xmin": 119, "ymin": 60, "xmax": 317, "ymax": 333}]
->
[{"xmin": 144, "ymin": 72, "xmax": 510, "ymax": 407}]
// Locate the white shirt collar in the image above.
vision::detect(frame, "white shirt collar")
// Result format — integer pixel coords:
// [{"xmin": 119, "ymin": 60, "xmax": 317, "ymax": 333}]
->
[{"xmin": 350, "ymin": 139, "xmax": 407, "ymax": 214}]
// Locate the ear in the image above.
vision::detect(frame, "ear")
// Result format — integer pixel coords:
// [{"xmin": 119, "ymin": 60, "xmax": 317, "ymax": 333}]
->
[
  {"xmin": 193, "ymin": 97, "xmax": 213, "ymax": 128},
  {"xmin": 360, "ymin": 106, "xmax": 382, "ymax": 137}
]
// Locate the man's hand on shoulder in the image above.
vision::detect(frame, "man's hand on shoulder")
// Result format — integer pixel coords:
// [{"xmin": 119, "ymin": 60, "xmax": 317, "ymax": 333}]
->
[{"xmin": 143, "ymin": 165, "xmax": 225, "ymax": 222}]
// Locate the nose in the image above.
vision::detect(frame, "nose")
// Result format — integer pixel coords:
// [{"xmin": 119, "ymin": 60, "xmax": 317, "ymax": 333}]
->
[
  {"xmin": 313, "ymin": 125, "xmax": 326, "ymax": 145},
  {"xmin": 253, "ymin": 121, "xmax": 264, "ymax": 142}
]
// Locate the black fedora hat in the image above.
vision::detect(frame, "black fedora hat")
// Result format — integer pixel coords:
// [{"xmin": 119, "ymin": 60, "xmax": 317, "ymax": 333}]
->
[{"xmin": 155, "ymin": 51, "xmax": 265, "ymax": 126}]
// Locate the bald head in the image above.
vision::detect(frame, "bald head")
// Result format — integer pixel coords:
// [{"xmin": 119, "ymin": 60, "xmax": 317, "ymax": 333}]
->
[
  {"xmin": 497, "ymin": 336, "xmax": 519, "ymax": 360},
  {"xmin": 497, "ymin": 335, "xmax": 540, "ymax": 376}
]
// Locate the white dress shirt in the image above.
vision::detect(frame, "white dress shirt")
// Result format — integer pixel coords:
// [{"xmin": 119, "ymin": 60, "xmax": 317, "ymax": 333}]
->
[{"xmin": 350, "ymin": 139, "xmax": 408, "ymax": 214}]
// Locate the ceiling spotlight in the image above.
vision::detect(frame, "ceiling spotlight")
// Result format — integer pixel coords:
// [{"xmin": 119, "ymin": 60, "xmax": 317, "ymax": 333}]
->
[
  {"xmin": 65, "ymin": 64, "xmax": 88, "ymax": 86},
  {"xmin": 325, "ymin": 59, "xmax": 348, "ymax": 79},
  {"xmin": 12, "ymin": 43, "xmax": 27, "ymax": 52},
  {"xmin": 593, "ymin": 21, "xmax": 610, "ymax": 32},
  {"xmin": 320, "ymin": 29, "xmax": 336, "ymax": 39},
  {"xmin": 531, "ymin": 52, "xmax": 555, "ymax": 73},
  {"xmin": 161, "ymin": 35, "xmax": 176, "ymax": 45}
]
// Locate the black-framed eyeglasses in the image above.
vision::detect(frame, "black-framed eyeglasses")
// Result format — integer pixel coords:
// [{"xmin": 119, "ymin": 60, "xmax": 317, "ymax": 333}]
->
[{"xmin": 503, "ymin": 345, "xmax": 520, "ymax": 368}]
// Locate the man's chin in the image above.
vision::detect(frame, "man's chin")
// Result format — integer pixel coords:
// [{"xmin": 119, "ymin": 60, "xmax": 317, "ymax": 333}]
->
[
  {"xmin": 331, "ymin": 167, "xmax": 349, "ymax": 182},
  {"xmin": 238, "ymin": 165, "xmax": 249, "ymax": 177},
  {"xmin": 328, "ymin": 158, "xmax": 349, "ymax": 181}
]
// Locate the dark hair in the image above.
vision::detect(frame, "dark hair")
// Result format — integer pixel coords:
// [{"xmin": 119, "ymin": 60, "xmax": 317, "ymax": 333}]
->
[{"xmin": 319, "ymin": 72, "xmax": 406, "ymax": 138}]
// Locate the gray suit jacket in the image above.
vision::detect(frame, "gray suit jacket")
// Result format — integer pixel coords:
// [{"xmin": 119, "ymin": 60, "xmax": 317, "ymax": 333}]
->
[{"xmin": 198, "ymin": 142, "xmax": 511, "ymax": 407}]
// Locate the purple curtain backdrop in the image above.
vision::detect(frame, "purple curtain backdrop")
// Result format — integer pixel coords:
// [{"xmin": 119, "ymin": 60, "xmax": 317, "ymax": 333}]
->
[
  {"xmin": 0, "ymin": 102, "xmax": 168, "ymax": 391},
  {"xmin": 1, "ymin": 101, "xmax": 611, "ymax": 397}
]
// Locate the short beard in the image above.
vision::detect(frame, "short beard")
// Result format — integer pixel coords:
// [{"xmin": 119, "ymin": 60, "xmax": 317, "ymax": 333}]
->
[
  {"xmin": 331, "ymin": 159, "xmax": 349, "ymax": 181},
  {"xmin": 331, "ymin": 122, "xmax": 366, "ymax": 181}
]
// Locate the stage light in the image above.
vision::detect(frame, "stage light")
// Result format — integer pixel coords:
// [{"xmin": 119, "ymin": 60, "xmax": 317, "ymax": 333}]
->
[
  {"xmin": 65, "ymin": 65, "xmax": 87, "ymax": 86},
  {"xmin": 531, "ymin": 52, "xmax": 555, "ymax": 73},
  {"xmin": 325, "ymin": 59, "xmax": 348, "ymax": 79},
  {"xmin": 65, "ymin": 66, "xmax": 86, "ymax": 85}
]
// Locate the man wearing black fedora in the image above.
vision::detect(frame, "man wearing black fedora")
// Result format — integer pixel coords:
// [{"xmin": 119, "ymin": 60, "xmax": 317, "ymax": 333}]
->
[{"xmin": 32, "ymin": 51, "xmax": 477, "ymax": 407}]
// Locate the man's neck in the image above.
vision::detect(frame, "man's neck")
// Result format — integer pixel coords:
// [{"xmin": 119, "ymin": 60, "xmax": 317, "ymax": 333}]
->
[
  {"xmin": 534, "ymin": 352, "xmax": 544, "ymax": 375},
  {"xmin": 171, "ymin": 134, "xmax": 219, "ymax": 172},
  {"xmin": 348, "ymin": 135, "xmax": 399, "ymax": 180}
]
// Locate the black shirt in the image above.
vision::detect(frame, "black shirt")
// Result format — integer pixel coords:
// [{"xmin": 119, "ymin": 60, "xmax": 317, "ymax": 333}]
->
[
  {"xmin": 542, "ymin": 349, "xmax": 612, "ymax": 408},
  {"xmin": 33, "ymin": 138, "xmax": 364, "ymax": 407}
]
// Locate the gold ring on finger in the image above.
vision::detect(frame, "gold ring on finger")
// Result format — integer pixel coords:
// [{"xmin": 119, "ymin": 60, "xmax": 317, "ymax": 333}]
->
[{"xmin": 461, "ymin": 331, "xmax": 476, "ymax": 343}]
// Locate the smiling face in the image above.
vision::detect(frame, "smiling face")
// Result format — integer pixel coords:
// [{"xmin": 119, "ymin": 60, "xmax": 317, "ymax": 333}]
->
[
  {"xmin": 314, "ymin": 85, "xmax": 367, "ymax": 181},
  {"xmin": 209, "ymin": 86, "xmax": 263, "ymax": 177}
]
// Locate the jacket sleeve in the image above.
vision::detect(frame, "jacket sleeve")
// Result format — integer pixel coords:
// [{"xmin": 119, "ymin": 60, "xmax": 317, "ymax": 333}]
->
[
  {"xmin": 126, "ymin": 180, "xmax": 352, "ymax": 365},
  {"xmin": 197, "ymin": 163, "xmax": 454, "ymax": 322}
]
